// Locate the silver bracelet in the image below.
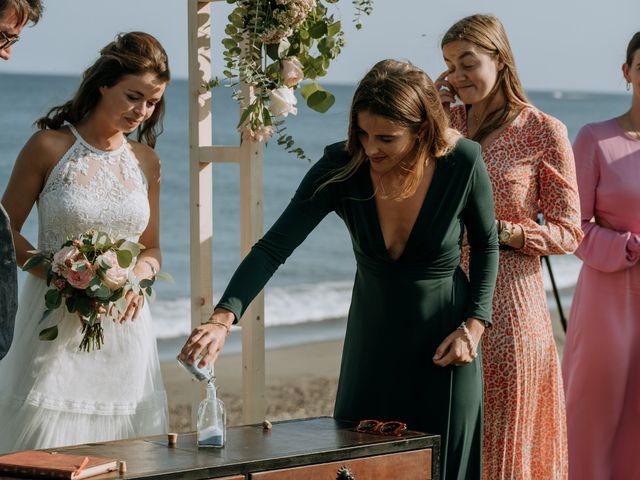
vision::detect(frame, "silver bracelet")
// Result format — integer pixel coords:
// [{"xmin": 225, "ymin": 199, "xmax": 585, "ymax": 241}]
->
[
  {"xmin": 142, "ymin": 259, "xmax": 157, "ymax": 277},
  {"xmin": 457, "ymin": 322, "xmax": 478, "ymax": 359}
]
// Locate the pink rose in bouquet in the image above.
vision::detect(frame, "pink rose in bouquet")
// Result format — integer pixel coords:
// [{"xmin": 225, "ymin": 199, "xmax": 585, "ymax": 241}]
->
[{"xmin": 66, "ymin": 261, "xmax": 95, "ymax": 289}]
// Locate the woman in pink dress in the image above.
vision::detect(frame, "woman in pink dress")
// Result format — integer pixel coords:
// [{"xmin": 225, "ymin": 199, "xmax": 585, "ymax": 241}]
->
[
  {"xmin": 562, "ymin": 32, "xmax": 640, "ymax": 480},
  {"xmin": 437, "ymin": 14, "xmax": 582, "ymax": 479}
]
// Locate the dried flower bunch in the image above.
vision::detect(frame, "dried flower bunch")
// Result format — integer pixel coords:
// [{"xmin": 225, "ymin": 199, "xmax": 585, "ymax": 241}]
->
[{"xmin": 218, "ymin": 0, "xmax": 373, "ymax": 159}]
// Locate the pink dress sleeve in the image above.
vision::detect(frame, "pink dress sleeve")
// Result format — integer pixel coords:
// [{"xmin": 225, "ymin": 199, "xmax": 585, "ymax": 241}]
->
[
  {"xmin": 519, "ymin": 119, "xmax": 583, "ymax": 256},
  {"xmin": 573, "ymin": 125, "xmax": 640, "ymax": 272}
]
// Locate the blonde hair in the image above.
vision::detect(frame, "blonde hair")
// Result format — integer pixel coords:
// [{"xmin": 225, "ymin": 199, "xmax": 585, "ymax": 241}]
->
[
  {"xmin": 441, "ymin": 14, "xmax": 529, "ymax": 144},
  {"xmin": 321, "ymin": 59, "xmax": 453, "ymax": 201}
]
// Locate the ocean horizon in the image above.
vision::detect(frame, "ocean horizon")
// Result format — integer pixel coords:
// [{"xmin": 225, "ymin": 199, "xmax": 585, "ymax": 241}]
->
[{"xmin": 0, "ymin": 72, "xmax": 632, "ymax": 356}]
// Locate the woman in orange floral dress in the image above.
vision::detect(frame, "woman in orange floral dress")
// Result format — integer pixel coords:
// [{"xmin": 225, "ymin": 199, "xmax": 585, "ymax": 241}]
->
[{"xmin": 436, "ymin": 14, "xmax": 583, "ymax": 480}]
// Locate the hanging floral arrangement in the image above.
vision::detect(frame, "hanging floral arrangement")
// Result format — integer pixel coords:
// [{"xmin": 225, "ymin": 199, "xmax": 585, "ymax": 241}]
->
[{"xmin": 216, "ymin": 0, "xmax": 374, "ymax": 159}]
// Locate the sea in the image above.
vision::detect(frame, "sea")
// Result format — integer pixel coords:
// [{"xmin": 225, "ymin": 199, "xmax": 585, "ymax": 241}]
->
[{"xmin": 0, "ymin": 73, "xmax": 632, "ymax": 359}]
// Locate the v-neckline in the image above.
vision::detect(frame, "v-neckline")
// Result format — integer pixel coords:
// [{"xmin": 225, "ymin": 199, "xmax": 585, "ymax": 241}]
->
[{"xmin": 366, "ymin": 161, "xmax": 440, "ymax": 262}]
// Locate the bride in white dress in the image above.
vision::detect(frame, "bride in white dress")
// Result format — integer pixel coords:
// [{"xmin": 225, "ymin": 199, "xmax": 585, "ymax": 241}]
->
[{"xmin": 0, "ymin": 32, "xmax": 170, "ymax": 453}]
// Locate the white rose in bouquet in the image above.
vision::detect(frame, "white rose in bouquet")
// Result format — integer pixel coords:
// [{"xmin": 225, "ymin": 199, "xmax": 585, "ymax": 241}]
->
[
  {"xmin": 268, "ymin": 86, "xmax": 298, "ymax": 117},
  {"xmin": 99, "ymin": 250, "xmax": 129, "ymax": 290}
]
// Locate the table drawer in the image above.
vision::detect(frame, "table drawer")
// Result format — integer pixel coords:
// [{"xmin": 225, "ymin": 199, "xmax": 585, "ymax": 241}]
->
[{"xmin": 250, "ymin": 448, "xmax": 432, "ymax": 480}]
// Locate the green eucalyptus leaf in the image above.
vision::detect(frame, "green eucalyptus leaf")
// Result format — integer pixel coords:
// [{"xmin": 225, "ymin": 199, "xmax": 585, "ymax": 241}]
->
[
  {"xmin": 222, "ymin": 38, "xmax": 237, "ymax": 50},
  {"xmin": 139, "ymin": 278, "xmax": 154, "ymax": 289},
  {"xmin": 110, "ymin": 288, "xmax": 124, "ymax": 302},
  {"xmin": 262, "ymin": 108, "xmax": 273, "ymax": 127},
  {"xmin": 145, "ymin": 286, "xmax": 157, "ymax": 303},
  {"xmin": 118, "ymin": 241, "xmax": 141, "ymax": 258},
  {"xmin": 22, "ymin": 255, "xmax": 45, "ymax": 271},
  {"xmin": 327, "ymin": 21, "xmax": 341, "ymax": 37},
  {"xmin": 99, "ymin": 257, "xmax": 112, "ymax": 270},
  {"xmin": 300, "ymin": 82, "xmax": 321, "ymax": 100},
  {"xmin": 39, "ymin": 324, "xmax": 59, "ymax": 341},
  {"xmin": 93, "ymin": 285, "xmax": 112, "ymax": 300},
  {"xmin": 95, "ymin": 232, "xmax": 110, "ymax": 249},
  {"xmin": 308, "ymin": 21, "xmax": 328, "ymax": 39},
  {"xmin": 318, "ymin": 38, "xmax": 336, "ymax": 56},
  {"xmin": 65, "ymin": 296, "xmax": 77, "ymax": 313},
  {"xmin": 237, "ymin": 106, "xmax": 253, "ymax": 129},
  {"xmin": 265, "ymin": 43, "xmax": 279, "ymax": 61},
  {"xmin": 116, "ymin": 249, "xmax": 133, "ymax": 269},
  {"xmin": 76, "ymin": 296, "xmax": 91, "ymax": 317},
  {"xmin": 45, "ymin": 289, "xmax": 62, "ymax": 310},
  {"xmin": 307, "ymin": 90, "xmax": 335, "ymax": 113},
  {"xmin": 155, "ymin": 271, "xmax": 175, "ymax": 284},
  {"xmin": 72, "ymin": 260, "xmax": 87, "ymax": 272}
]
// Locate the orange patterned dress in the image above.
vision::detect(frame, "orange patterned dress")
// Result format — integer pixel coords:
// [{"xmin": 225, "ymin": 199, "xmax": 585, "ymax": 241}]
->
[{"xmin": 451, "ymin": 105, "xmax": 582, "ymax": 480}]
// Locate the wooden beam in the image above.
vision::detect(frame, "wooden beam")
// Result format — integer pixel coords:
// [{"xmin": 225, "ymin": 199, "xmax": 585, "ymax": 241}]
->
[
  {"xmin": 187, "ymin": 0, "xmax": 266, "ymax": 427},
  {"xmin": 187, "ymin": 0, "xmax": 214, "ymax": 426},
  {"xmin": 200, "ymin": 145, "xmax": 241, "ymax": 164},
  {"xmin": 239, "ymin": 126, "xmax": 266, "ymax": 424}
]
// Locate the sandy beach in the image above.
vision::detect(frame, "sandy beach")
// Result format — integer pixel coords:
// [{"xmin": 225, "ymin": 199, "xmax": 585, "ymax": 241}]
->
[
  {"xmin": 162, "ymin": 305, "xmax": 568, "ymax": 432},
  {"xmin": 163, "ymin": 339, "xmax": 344, "ymax": 432}
]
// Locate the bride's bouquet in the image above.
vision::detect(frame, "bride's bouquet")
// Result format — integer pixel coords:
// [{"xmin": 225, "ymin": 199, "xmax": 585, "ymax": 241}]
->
[{"xmin": 23, "ymin": 230, "xmax": 170, "ymax": 352}]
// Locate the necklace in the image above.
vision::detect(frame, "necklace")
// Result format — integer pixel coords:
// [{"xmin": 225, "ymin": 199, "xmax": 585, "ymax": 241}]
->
[
  {"xmin": 378, "ymin": 176, "xmax": 387, "ymax": 196},
  {"xmin": 627, "ymin": 111, "xmax": 640, "ymax": 140}
]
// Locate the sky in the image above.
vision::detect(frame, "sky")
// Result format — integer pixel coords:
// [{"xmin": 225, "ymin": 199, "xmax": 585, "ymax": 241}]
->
[{"xmin": 2, "ymin": 0, "xmax": 639, "ymax": 93}]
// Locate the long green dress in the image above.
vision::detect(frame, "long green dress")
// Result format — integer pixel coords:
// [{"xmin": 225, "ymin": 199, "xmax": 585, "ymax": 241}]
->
[{"xmin": 217, "ymin": 139, "xmax": 498, "ymax": 479}]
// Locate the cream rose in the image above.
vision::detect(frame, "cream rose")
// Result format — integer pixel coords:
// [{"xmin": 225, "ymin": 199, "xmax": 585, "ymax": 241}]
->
[
  {"xmin": 99, "ymin": 250, "xmax": 129, "ymax": 290},
  {"xmin": 268, "ymin": 86, "xmax": 298, "ymax": 117},
  {"xmin": 52, "ymin": 245, "xmax": 80, "ymax": 276},
  {"xmin": 281, "ymin": 57, "xmax": 304, "ymax": 87}
]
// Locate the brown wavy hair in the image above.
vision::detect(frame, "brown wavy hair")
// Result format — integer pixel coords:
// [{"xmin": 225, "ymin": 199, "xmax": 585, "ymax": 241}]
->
[
  {"xmin": 626, "ymin": 32, "xmax": 640, "ymax": 66},
  {"xmin": 35, "ymin": 32, "xmax": 170, "ymax": 148},
  {"xmin": 321, "ymin": 59, "xmax": 454, "ymax": 201},
  {"xmin": 0, "ymin": 0, "xmax": 43, "ymax": 25},
  {"xmin": 441, "ymin": 14, "xmax": 529, "ymax": 144}
]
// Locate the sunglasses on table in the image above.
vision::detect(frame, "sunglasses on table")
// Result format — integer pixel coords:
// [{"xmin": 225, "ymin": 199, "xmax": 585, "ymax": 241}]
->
[
  {"xmin": 355, "ymin": 419, "xmax": 407, "ymax": 436},
  {"xmin": 0, "ymin": 31, "xmax": 19, "ymax": 50}
]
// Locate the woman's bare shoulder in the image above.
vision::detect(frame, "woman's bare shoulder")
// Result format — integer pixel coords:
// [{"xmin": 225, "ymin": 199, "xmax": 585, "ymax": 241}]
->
[
  {"xmin": 128, "ymin": 140, "xmax": 161, "ymax": 182},
  {"xmin": 18, "ymin": 128, "xmax": 75, "ymax": 170}
]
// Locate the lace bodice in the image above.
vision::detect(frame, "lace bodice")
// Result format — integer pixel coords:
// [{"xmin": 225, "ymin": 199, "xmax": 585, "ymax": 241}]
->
[{"xmin": 37, "ymin": 125, "xmax": 149, "ymax": 252}]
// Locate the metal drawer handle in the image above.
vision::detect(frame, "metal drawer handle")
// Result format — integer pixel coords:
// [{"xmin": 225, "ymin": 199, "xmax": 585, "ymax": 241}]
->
[{"xmin": 336, "ymin": 465, "xmax": 356, "ymax": 480}]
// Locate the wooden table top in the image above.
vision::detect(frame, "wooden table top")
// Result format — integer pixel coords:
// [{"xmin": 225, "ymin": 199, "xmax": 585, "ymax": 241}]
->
[{"xmin": 2, "ymin": 417, "xmax": 440, "ymax": 479}]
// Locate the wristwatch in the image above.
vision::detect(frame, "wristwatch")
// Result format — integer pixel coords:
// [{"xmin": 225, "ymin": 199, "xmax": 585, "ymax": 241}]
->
[{"xmin": 498, "ymin": 220, "xmax": 513, "ymax": 245}]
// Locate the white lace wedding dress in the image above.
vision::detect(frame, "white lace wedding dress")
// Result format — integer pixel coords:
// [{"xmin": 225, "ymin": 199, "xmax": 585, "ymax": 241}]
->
[{"xmin": 0, "ymin": 125, "xmax": 168, "ymax": 453}]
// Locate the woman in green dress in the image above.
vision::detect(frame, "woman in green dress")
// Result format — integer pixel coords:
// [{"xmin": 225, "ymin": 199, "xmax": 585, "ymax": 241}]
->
[{"xmin": 181, "ymin": 59, "xmax": 499, "ymax": 479}]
